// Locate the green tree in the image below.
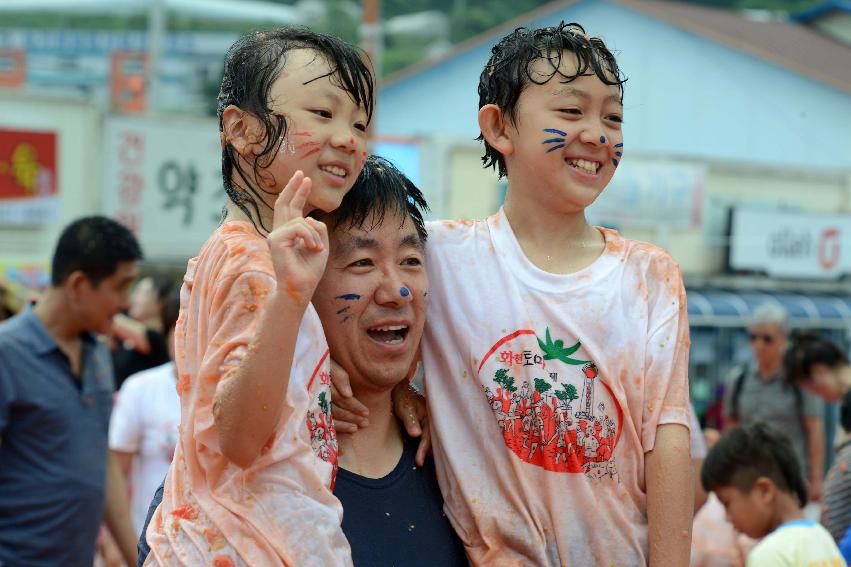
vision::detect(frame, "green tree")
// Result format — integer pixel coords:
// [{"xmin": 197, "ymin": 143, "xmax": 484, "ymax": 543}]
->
[
  {"xmin": 554, "ymin": 383, "xmax": 578, "ymax": 404},
  {"xmin": 494, "ymin": 368, "xmax": 517, "ymax": 393},
  {"xmin": 534, "ymin": 378, "xmax": 551, "ymax": 395},
  {"xmin": 318, "ymin": 391, "xmax": 330, "ymax": 415}
]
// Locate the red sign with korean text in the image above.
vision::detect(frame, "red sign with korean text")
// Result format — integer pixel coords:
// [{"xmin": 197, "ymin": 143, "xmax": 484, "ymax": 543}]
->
[{"xmin": 0, "ymin": 128, "xmax": 57, "ymax": 200}]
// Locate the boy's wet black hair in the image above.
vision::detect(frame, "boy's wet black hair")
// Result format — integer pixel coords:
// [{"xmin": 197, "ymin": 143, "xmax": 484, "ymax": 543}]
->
[
  {"xmin": 478, "ymin": 22, "xmax": 626, "ymax": 179},
  {"xmin": 319, "ymin": 155, "xmax": 429, "ymax": 243},
  {"xmin": 701, "ymin": 423, "xmax": 808, "ymax": 507},
  {"xmin": 51, "ymin": 216, "xmax": 143, "ymax": 287},
  {"xmin": 218, "ymin": 27, "xmax": 375, "ymax": 232},
  {"xmin": 784, "ymin": 331, "xmax": 848, "ymax": 384}
]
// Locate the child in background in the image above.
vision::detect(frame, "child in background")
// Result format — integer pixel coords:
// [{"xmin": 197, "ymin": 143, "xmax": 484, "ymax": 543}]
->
[
  {"xmin": 701, "ymin": 423, "xmax": 844, "ymax": 567},
  {"xmin": 144, "ymin": 27, "xmax": 373, "ymax": 566}
]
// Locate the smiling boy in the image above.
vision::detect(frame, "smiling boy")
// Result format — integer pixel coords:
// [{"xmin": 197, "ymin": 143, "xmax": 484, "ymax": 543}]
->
[{"xmin": 416, "ymin": 23, "xmax": 693, "ymax": 566}]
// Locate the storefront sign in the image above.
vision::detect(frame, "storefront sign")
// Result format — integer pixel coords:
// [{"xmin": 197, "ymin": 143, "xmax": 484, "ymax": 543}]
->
[
  {"xmin": 0, "ymin": 127, "xmax": 58, "ymax": 226},
  {"xmin": 102, "ymin": 117, "xmax": 223, "ymax": 261},
  {"xmin": 729, "ymin": 208, "xmax": 851, "ymax": 279}
]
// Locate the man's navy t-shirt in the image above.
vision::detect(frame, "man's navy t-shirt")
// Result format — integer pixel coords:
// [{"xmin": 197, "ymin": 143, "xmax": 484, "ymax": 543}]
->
[{"xmin": 334, "ymin": 434, "xmax": 468, "ymax": 566}]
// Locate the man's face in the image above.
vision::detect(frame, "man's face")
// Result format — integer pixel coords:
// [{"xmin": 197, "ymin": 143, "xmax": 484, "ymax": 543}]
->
[
  {"xmin": 77, "ymin": 261, "xmax": 138, "ymax": 335},
  {"xmin": 748, "ymin": 323, "xmax": 787, "ymax": 371},
  {"xmin": 313, "ymin": 211, "xmax": 428, "ymax": 393},
  {"xmin": 500, "ymin": 54, "xmax": 624, "ymax": 214}
]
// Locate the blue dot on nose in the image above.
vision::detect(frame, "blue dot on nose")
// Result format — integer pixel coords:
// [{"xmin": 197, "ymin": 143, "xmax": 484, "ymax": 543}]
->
[
  {"xmin": 599, "ymin": 135, "xmax": 607, "ymax": 143},
  {"xmin": 400, "ymin": 287, "xmax": 410, "ymax": 297}
]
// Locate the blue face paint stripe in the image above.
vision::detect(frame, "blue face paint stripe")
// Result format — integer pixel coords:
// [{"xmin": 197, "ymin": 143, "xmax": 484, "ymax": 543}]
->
[
  {"xmin": 612, "ymin": 158, "xmax": 619, "ymax": 166},
  {"xmin": 335, "ymin": 293, "xmax": 361, "ymax": 301},
  {"xmin": 615, "ymin": 152, "xmax": 622, "ymax": 157},
  {"xmin": 543, "ymin": 128, "xmax": 567, "ymax": 136},
  {"xmin": 546, "ymin": 144, "xmax": 565, "ymax": 153},
  {"xmin": 542, "ymin": 138, "xmax": 565, "ymax": 144},
  {"xmin": 614, "ymin": 143, "xmax": 623, "ymax": 148},
  {"xmin": 340, "ymin": 316, "xmax": 352, "ymax": 323},
  {"xmin": 336, "ymin": 306, "xmax": 350, "ymax": 314}
]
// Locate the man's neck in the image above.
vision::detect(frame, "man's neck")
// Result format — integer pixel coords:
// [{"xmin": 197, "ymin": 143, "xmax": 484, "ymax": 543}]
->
[
  {"xmin": 757, "ymin": 361, "xmax": 782, "ymax": 380},
  {"xmin": 33, "ymin": 289, "xmax": 83, "ymax": 345},
  {"xmin": 337, "ymin": 388, "xmax": 404, "ymax": 479},
  {"xmin": 503, "ymin": 189, "xmax": 605, "ymax": 275}
]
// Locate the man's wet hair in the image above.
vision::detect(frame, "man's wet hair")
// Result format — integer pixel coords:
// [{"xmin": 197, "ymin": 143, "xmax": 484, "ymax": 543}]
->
[
  {"xmin": 51, "ymin": 216, "xmax": 143, "ymax": 287},
  {"xmin": 784, "ymin": 331, "xmax": 848, "ymax": 385},
  {"xmin": 477, "ymin": 22, "xmax": 626, "ymax": 179},
  {"xmin": 218, "ymin": 27, "xmax": 375, "ymax": 232},
  {"xmin": 320, "ymin": 155, "xmax": 429, "ymax": 243},
  {"xmin": 701, "ymin": 423, "xmax": 808, "ymax": 507}
]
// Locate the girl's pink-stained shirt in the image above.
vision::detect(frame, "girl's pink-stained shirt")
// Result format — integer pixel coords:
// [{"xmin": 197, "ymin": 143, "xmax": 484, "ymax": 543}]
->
[
  {"xmin": 144, "ymin": 221, "xmax": 350, "ymax": 567},
  {"xmin": 422, "ymin": 208, "xmax": 691, "ymax": 566}
]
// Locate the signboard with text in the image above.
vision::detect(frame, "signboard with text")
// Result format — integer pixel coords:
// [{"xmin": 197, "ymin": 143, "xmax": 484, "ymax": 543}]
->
[
  {"xmin": 102, "ymin": 117, "xmax": 223, "ymax": 261},
  {"xmin": 0, "ymin": 127, "xmax": 58, "ymax": 226},
  {"xmin": 728, "ymin": 208, "xmax": 850, "ymax": 280}
]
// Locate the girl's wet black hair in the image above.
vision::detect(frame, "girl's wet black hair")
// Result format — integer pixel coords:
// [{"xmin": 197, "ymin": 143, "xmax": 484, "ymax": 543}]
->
[
  {"xmin": 478, "ymin": 22, "xmax": 626, "ymax": 179},
  {"xmin": 701, "ymin": 423, "xmax": 808, "ymax": 507},
  {"xmin": 784, "ymin": 331, "xmax": 848, "ymax": 385},
  {"xmin": 218, "ymin": 27, "xmax": 375, "ymax": 232},
  {"xmin": 320, "ymin": 155, "xmax": 429, "ymax": 243}
]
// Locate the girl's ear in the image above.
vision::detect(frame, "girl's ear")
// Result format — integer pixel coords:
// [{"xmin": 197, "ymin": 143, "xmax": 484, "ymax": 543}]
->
[
  {"xmin": 753, "ymin": 477, "xmax": 776, "ymax": 504},
  {"xmin": 221, "ymin": 105, "xmax": 260, "ymax": 157},
  {"xmin": 478, "ymin": 104, "xmax": 514, "ymax": 157}
]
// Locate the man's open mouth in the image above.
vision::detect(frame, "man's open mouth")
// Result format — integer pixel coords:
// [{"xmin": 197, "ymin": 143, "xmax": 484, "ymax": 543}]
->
[{"xmin": 366, "ymin": 325, "xmax": 409, "ymax": 345}]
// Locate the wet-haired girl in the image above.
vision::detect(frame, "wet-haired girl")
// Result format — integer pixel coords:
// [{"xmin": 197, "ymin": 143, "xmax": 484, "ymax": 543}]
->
[{"xmin": 144, "ymin": 28, "xmax": 373, "ymax": 566}]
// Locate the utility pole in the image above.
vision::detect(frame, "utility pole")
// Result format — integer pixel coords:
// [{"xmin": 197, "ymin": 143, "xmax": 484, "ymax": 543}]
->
[{"xmin": 360, "ymin": 0, "xmax": 381, "ymax": 139}]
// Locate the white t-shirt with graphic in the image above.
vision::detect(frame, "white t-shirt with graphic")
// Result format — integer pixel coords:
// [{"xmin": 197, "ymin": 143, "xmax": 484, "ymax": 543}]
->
[
  {"xmin": 422, "ymin": 209, "xmax": 691, "ymax": 566},
  {"xmin": 109, "ymin": 362, "xmax": 180, "ymax": 532},
  {"xmin": 746, "ymin": 520, "xmax": 844, "ymax": 567}
]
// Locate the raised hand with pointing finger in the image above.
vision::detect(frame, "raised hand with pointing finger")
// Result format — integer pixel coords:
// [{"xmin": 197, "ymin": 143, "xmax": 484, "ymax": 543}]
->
[{"xmin": 268, "ymin": 170, "xmax": 329, "ymax": 305}]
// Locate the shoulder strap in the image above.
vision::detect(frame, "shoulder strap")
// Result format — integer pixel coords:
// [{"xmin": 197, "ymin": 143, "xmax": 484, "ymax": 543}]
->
[
  {"xmin": 792, "ymin": 383, "xmax": 805, "ymax": 428},
  {"xmin": 730, "ymin": 365, "xmax": 748, "ymax": 420}
]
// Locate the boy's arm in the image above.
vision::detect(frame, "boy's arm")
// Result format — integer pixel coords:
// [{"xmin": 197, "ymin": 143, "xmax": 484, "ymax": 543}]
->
[{"xmin": 646, "ymin": 423, "xmax": 693, "ymax": 567}]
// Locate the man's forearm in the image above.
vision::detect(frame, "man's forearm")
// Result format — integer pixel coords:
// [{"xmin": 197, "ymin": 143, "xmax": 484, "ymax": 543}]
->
[
  {"xmin": 646, "ymin": 423, "xmax": 693, "ymax": 567},
  {"xmin": 807, "ymin": 419, "xmax": 825, "ymax": 495},
  {"xmin": 104, "ymin": 454, "xmax": 138, "ymax": 565}
]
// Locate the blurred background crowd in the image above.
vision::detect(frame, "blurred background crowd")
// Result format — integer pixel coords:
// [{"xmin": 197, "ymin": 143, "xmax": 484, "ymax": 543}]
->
[{"xmin": 0, "ymin": 0, "xmax": 850, "ymax": 566}]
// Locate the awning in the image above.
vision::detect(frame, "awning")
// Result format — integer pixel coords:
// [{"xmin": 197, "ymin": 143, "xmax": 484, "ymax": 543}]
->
[{"xmin": 687, "ymin": 288, "xmax": 851, "ymax": 329}]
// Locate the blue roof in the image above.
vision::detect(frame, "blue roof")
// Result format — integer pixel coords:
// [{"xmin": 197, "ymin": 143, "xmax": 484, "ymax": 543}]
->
[
  {"xmin": 687, "ymin": 289, "xmax": 851, "ymax": 328},
  {"xmin": 792, "ymin": 1, "xmax": 851, "ymax": 22}
]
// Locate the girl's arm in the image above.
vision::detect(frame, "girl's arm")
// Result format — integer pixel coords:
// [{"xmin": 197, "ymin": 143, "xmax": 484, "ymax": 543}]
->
[{"xmin": 214, "ymin": 172, "xmax": 329, "ymax": 468}]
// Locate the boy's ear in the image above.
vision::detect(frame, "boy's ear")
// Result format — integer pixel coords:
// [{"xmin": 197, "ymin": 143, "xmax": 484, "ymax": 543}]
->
[
  {"xmin": 478, "ymin": 104, "xmax": 513, "ymax": 157},
  {"xmin": 752, "ymin": 477, "xmax": 776, "ymax": 502},
  {"xmin": 221, "ymin": 105, "xmax": 260, "ymax": 157}
]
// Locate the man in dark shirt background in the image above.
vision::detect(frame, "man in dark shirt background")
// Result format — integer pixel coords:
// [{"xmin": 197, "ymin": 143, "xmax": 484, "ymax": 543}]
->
[
  {"xmin": 0, "ymin": 216, "xmax": 140, "ymax": 566},
  {"xmin": 137, "ymin": 157, "xmax": 468, "ymax": 566}
]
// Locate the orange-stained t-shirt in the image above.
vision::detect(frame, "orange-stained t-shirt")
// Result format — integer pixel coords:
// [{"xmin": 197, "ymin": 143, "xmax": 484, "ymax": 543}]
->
[
  {"xmin": 145, "ymin": 221, "xmax": 350, "ymax": 567},
  {"xmin": 422, "ymin": 208, "xmax": 691, "ymax": 566}
]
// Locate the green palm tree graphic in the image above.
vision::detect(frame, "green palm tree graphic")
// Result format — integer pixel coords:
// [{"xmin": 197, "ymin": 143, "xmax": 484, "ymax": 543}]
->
[{"xmin": 537, "ymin": 327, "xmax": 589, "ymax": 366}]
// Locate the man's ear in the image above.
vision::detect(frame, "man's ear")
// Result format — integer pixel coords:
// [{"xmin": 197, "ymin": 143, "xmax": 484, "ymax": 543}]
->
[
  {"xmin": 64, "ymin": 270, "xmax": 90, "ymax": 302},
  {"xmin": 221, "ymin": 105, "xmax": 260, "ymax": 157},
  {"xmin": 478, "ymin": 104, "xmax": 514, "ymax": 157}
]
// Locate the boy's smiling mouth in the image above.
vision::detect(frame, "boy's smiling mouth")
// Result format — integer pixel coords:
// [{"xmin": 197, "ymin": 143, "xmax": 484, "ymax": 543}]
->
[{"xmin": 566, "ymin": 158, "xmax": 600, "ymax": 175}]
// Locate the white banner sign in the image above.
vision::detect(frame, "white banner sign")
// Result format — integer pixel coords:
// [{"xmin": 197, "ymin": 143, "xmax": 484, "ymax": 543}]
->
[
  {"xmin": 102, "ymin": 116, "xmax": 224, "ymax": 261},
  {"xmin": 729, "ymin": 208, "xmax": 851, "ymax": 279},
  {"xmin": 587, "ymin": 160, "xmax": 705, "ymax": 229}
]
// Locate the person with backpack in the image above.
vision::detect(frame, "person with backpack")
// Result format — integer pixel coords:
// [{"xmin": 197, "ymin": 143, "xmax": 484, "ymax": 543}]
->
[{"xmin": 724, "ymin": 304, "xmax": 825, "ymax": 502}]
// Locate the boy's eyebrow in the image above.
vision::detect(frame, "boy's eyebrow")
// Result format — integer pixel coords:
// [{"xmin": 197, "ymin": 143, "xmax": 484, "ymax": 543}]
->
[{"xmin": 553, "ymin": 86, "xmax": 622, "ymax": 107}]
